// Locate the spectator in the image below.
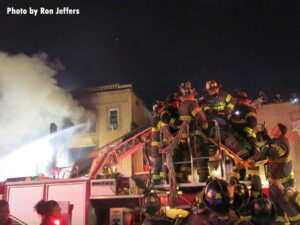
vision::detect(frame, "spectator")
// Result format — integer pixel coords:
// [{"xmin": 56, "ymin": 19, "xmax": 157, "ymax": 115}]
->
[
  {"xmin": 258, "ymin": 91, "xmax": 268, "ymax": 104},
  {"xmin": 34, "ymin": 200, "xmax": 64, "ymax": 225},
  {"xmin": 290, "ymin": 92, "xmax": 299, "ymax": 104},
  {"xmin": 0, "ymin": 200, "xmax": 12, "ymax": 225},
  {"xmin": 273, "ymin": 93, "xmax": 284, "ymax": 103}
]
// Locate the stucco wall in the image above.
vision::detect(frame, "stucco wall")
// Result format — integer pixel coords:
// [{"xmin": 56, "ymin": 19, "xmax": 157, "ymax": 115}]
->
[
  {"xmin": 74, "ymin": 86, "xmax": 133, "ymax": 148},
  {"xmin": 72, "ymin": 84, "xmax": 151, "ymax": 176}
]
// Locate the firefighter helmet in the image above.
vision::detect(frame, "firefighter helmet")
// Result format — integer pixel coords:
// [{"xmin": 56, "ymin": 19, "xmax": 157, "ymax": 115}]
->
[
  {"xmin": 235, "ymin": 90, "xmax": 252, "ymax": 106},
  {"xmin": 202, "ymin": 178, "xmax": 230, "ymax": 215},
  {"xmin": 178, "ymin": 81, "xmax": 196, "ymax": 96},
  {"xmin": 144, "ymin": 192, "xmax": 161, "ymax": 216},
  {"xmin": 251, "ymin": 198, "xmax": 276, "ymax": 225},
  {"xmin": 205, "ymin": 80, "xmax": 221, "ymax": 90},
  {"xmin": 152, "ymin": 101, "xmax": 164, "ymax": 113},
  {"xmin": 234, "ymin": 90, "xmax": 252, "ymax": 102},
  {"xmin": 234, "ymin": 90, "xmax": 248, "ymax": 99},
  {"xmin": 231, "ymin": 183, "xmax": 249, "ymax": 210},
  {"xmin": 166, "ymin": 93, "xmax": 179, "ymax": 104}
]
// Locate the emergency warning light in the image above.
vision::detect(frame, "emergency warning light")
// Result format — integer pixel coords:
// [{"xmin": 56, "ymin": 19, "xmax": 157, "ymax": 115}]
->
[
  {"xmin": 234, "ymin": 110, "xmax": 241, "ymax": 116},
  {"xmin": 53, "ymin": 219, "xmax": 60, "ymax": 225}
]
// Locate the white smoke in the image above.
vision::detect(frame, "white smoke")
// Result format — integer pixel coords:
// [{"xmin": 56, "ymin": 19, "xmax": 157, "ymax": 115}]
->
[{"xmin": 0, "ymin": 52, "xmax": 93, "ymax": 157}]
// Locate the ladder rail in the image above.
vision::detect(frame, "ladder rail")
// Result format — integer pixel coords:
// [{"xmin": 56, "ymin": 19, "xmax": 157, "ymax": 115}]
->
[{"xmin": 89, "ymin": 128, "xmax": 151, "ymax": 177}]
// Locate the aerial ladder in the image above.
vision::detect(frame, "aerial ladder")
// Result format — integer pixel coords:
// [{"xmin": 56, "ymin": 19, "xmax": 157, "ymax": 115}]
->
[{"xmin": 88, "ymin": 128, "xmax": 151, "ymax": 179}]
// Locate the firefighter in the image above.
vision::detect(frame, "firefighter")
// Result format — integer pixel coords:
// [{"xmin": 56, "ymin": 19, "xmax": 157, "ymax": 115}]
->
[
  {"xmin": 142, "ymin": 193, "xmax": 174, "ymax": 225},
  {"xmin": 201, "ymin": 90, "xmax": 253, "ymax": 179},
  {"xmin": 150, "ymin": 101, "xmax": 165, "ymax": 185},
  {"xmin": 233, "ymin": 198, "xmax": 277, "ymax": 225},
  {"xmin": 201, "ymin": 80, "xmax": 235, "ymax": 124},
  {"xmin": 158, "ymin": 93, "xmax": 181, "ymax": 183},
  {"xmin": 285, "ymin": 187, "xmax": 300, "ymax": 212},
  {"xmin": 229, "ymin": 91, "xmax": 258, "ymax": 178},
  {"xmin": 232, "ymin": 198, "xmax": 277, "ymax": 225},
  {"xmin": 187, "ymin": 176, "xmax": 224, "ymax": 225},
  {"xmin": 178, "ymin": 81, "xmax": 208, "ymax": 183},
  {"xmin": 231, "ymin": 91, "xmax": 257, "ymax": 147},
  {"xmin": 269, "ymin": 177, "xmax": 300, "ymax": 213},
  {"xmin": 191, "ymin": 176, "xmax": 219, "ymax": 215},
  {"xmin": 255, "ymin": 123, "xmax": 300, "ymax": 225},
  {"xmin": 160, "ymin": 93, "xmax": 180, "ymax": 131},
  {"xmin": 199, "ymin": 81, "xmax": 235, "ymax": 172},
  {"xmin": 201, "ymin": 177, "xmax": 239, "ymax": 225},
  {"xmin": 187, "ymin": 198, "xmax": 211, "ymax": 225},
  {"xmin": 229, "ymin": 159, "xmax": 264, "ymax": 223},
  {"xmin": 268, "ymin": 177, "xmax": 300, "ymax": 225}
]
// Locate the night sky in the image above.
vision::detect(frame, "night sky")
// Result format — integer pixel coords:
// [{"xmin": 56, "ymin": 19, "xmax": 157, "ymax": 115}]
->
[{"xmin": 1, "ymin": 0, "xmax": 300, "ymax": 107}]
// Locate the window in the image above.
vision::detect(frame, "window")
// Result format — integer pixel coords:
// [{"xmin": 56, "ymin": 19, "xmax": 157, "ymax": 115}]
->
[{"xmin": 109, "ymin": 109, "xmax": 119, "ymax": 130}]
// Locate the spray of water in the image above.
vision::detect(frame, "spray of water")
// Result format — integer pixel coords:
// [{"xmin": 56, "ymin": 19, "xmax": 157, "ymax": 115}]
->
[
  {"xmin": 0, "ymin": 124, "xmax": 87, "ymax": 181},
  {"xmin": 0, "ymin": 52, "xmax": 94, "ymax": 157}
]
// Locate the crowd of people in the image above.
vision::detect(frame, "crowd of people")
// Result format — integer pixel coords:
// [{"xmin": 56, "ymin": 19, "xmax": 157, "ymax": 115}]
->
[
  {"xmin": 146, "ymin": 80, "xmax": 299, "ymax": 225},
  {"xmin": 150, "ymin": 80, "xmax": 261, "ymax": 186},
  {"xmin": 257, "ymin": 91, "xmax": 299, "ymax": 104}
]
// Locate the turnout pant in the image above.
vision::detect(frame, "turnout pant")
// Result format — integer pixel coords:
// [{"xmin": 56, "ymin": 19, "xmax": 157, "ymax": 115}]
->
[{"xmin": 270, "ymin": 180, "xmax": 300, "ymax": 225}]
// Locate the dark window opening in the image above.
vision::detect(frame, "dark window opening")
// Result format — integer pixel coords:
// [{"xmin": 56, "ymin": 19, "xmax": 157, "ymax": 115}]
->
[{"xmin": 109, "ymin": 109, "xmax": 119, "ymax": 130}]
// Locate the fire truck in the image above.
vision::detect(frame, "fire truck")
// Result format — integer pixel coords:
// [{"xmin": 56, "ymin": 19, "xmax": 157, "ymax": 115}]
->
[
  {"xmin": 2, "ymin": 102, "xmax": 300, "ymax": 225},
  {"xmin": 2, "ymin": 126, "xmax": 268, "ymax": 225}
]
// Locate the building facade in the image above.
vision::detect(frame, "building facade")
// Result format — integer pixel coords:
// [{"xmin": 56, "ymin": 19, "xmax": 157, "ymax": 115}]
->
[{"xmin": 69, "ymin": 84, "xmax": 151, "ymax": 176}]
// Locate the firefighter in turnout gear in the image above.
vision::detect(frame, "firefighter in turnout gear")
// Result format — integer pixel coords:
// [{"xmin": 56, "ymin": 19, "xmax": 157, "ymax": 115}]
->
[
  {"xmin": 249, "ymin": 198, "xmax": 277, "ymax": 225},
  {"xmin": 203, "ymin": 90, "xmax": 255, "ymax": 169},
  {"xmin": 269, "ymin": 177, "xmax": 300, "ymax": 213},
  {"xmin": 178, "ymin": 81, "xmax": 208, "ymax": 182},
  {"xmin": 201, "ymin": 80, "xmax": 235, "ymax": 123},
  {"xmin": 150, "ymin": 101, "xmax": 166, "ymax": 185},
  {"xmin": 178, "ymin": 81, "xmax": 207, "ymax": 126},
  {"xmin": 229, "ymin": 91, "xmax": 258, "ymax": 178},
  {"xmin": 255, "ymin": 123, "xmax": 300, "ymax": 225},
  {"xmin": 201, "ymin": 177, "xmax": 239, "ymax": 225},
  {"xmin": 159, "ymin": 93, "xmax": 181, "ymax": 184},
  {"xmin": 186, "ymin": 176, "xmax": 223, "ymax": 225},
  {"xmin": 199, "ymin": 80, "xmax": 235, "ymax": 172},
  {"xmin": 160, "ymin": 93, "xmax": 181, "ymax": 134},
  {"xmin": 142, "ymin": 193, "xmax": 174, "ymax": 225},
  {"xmin": 230, "ymin": 159, "xmax": 264, "ymax": 224},
  {"xmin": 285, "ymin": 188, "xmax": 300, "ymax": 213},
  {"xmin": 231, "ymin": 91, "xmax": 257, "ymax": 146},
  {"xmin": 232, "ymin": 198, "xmax": 277, "ymax": 225}
]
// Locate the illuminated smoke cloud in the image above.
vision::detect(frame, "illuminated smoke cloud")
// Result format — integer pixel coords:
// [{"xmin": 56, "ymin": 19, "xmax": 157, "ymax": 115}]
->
[{"xmin": 0, "ymin": 52, "xmax": 93, "ymax": 157}]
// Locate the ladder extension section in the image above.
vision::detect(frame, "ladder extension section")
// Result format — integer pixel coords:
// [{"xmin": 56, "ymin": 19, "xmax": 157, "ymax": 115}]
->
[{"xmin": 89, "ymin": 128, "xmax": 151, "ymax": 178}]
